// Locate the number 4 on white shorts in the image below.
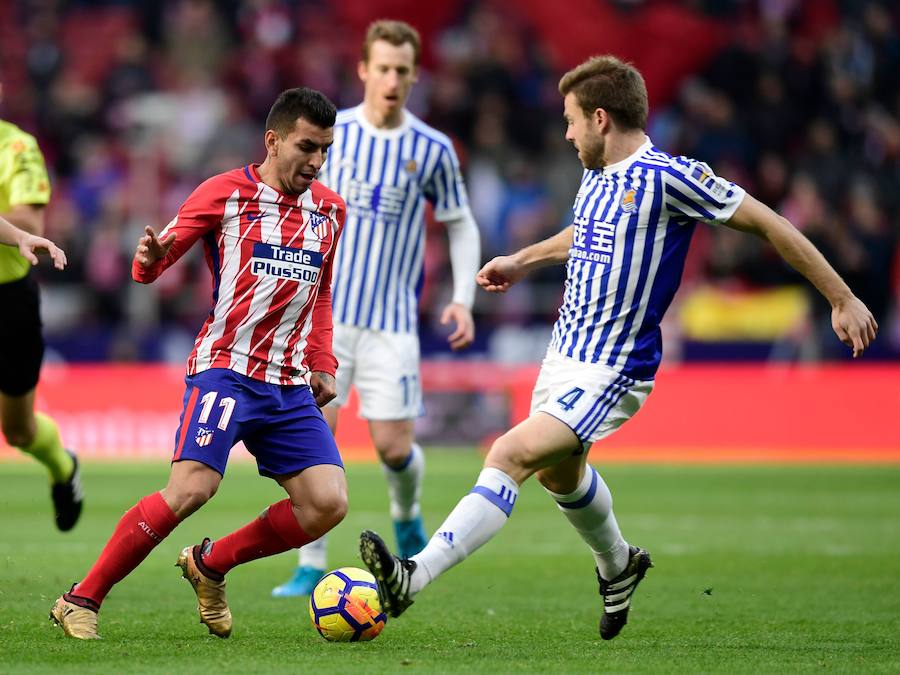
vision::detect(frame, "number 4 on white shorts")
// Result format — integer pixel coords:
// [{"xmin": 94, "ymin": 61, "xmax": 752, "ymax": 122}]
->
[{"xmin": 556, "ymin": 387, "xmax": 585, "ymax": 412}]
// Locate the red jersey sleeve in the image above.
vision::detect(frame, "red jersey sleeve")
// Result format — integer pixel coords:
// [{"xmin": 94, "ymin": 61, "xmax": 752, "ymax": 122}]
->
[
  {"xmin": 304, "ymin": 199, "xmax": 346, "ymax": 376},
  {"xmin": 132, "ymin": 175, "xmax": 225, "ymax": 284}
]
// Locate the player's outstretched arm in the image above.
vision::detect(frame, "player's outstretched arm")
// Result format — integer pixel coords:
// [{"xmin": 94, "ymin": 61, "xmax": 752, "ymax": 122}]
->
[
  {"xmin": 726, "ymin": 194, "xmax": 878, "ymax": 357},
  {"xmin": 476, "ymin": 226, "xmax": 574, "ymax": 293},
  {"xmin": 0, "ymin": 215, "xmax": 66, "ymax": 269}
]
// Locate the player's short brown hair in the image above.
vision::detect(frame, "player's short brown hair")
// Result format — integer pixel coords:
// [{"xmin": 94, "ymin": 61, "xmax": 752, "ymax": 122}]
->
[
  {"xmin": 266, "ymin": 87, "xmax": 337, "ymax": 137},
  {"xmin": 558, "ymin": 56, "xmax": 648, "ymax": 131},
  {"xmin": 362, "ymin": 19, "xmax": 421, "ymax": 65}
]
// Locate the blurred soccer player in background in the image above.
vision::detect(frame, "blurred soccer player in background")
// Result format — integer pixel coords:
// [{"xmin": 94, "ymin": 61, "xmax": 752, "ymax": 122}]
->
[
  {"xmin": 273, "ymin": 20, "xmax": 481, "ymax": 597},
  {"xmin": 360, "ymin": 55, "xmax": 877, "ymax": 640},
  {"xmin": 0, "ymin": 81, "xmax": 84, "ymax": 532},
  {"xmin": 51, "ymin": 87, "xmax": 349, "ymax": 640}
]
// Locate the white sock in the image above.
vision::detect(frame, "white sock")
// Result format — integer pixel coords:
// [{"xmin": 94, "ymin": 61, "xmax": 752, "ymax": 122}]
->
[
  {"xmin": 546, "ymin": 466, "xmax": 629, "ymax": 580},
  {"xmin": 298, "ymin": 535, "xmax": 327, "ymax": 570},
  {"xmin": 409, "ymin": 467, "xmax": 518, "ymax": 593},
  {"xmin": 382, "ymin": 443, "xmax": 425, "ymax": 521}
]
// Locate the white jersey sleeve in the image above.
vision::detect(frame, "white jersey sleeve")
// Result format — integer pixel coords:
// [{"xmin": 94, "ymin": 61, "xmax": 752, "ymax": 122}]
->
[{"xmin": 662, "ymin": 158, "xmax": 745, "ymax": 225}]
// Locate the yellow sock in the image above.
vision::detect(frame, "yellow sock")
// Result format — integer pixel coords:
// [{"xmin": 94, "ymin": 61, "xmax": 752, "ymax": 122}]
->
[{"xmin": 18, "ymin": 412, "xmax": 73, "ymax": 483}]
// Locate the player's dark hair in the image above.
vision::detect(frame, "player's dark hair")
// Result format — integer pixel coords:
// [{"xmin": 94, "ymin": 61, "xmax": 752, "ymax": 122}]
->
[
  {"xmin": 362, "ymin": 19, "xmax": 421, "ymax": 65},
  {"xmin": 558, "ymin": 56, "xmax": 648, "ymax": 131},
  {"xmin": 266, "ymin": 88, "xmax": 337, "ymax": 138}
]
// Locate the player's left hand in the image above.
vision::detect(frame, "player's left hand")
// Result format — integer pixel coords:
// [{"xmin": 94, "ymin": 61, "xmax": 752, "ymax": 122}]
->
[
  {"xmin": 19, "ymin": 233, "xmax": 67, "ymax": 270},
  {"xmin": 134, "ymin": 225, "xmax": 176, "ymax": 268},
  {"xmin": 441, "ymin": 302, "xmax": 475, "ymax": 351},
  {"xmin": 310, "ymin": 371, "xmax": 337, "ymax": 407},
  {"xmin": 831, "ymin": 295, "xmax": 878, "ymax": 358}
]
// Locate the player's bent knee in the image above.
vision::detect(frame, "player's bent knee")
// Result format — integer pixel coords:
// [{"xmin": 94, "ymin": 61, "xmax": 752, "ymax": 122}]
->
[
  {"xmin": 377, "ymin": 442, "xmax": 412, "ymax": 467},
  {"xmin": 180, "ymin": 490, "xmax": 213, "ymax": 514},
  {"xmin": 535, "ymin": 469, "xmax": 577, "ymax": 495},
  {"xmin": 302, "ymin": 491, "xmax": 348, "ymax": 536},
  {"xmin": 484, "ymin": 433, "xmax": 538, "ymax": 484},
  {"xmin": 165, "ymin": 484, "xmax": 217, "ymax": 518},
  {"xmin": 324, "ymin": 492, "xmax": 349, "ymax": 527},
  {"xmin": 2, "ymin": 422, "xmax": 36, "ymax": 449}
]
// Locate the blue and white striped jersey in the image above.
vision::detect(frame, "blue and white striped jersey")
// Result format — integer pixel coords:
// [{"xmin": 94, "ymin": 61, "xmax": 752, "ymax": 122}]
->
[
  {"xmin": 550, "ymin": 137, "xmax": 746, "ymax": 380},
  {"xmin": 318, "ymin": 105, "xmax": 469, "ymax": 333}
]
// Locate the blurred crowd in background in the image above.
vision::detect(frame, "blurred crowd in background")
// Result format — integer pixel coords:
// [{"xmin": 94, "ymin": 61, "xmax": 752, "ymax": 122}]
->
[{"xmin": 1, "ymin": 0, "xmax": 898, "ymax": 365}]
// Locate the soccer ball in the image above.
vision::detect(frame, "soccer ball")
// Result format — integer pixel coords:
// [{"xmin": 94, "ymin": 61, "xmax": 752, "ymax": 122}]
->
[{"xmin": 308, "ymin": 567, "xmax": 387, "ymax": 642}]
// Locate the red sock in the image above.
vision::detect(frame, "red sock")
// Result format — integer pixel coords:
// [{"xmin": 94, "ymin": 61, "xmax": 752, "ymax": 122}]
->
[
  {"xmin": 71, "ymin": 492, "xmax": 180, "ymax": 607},
  {"xmin": 202, "ymin": 499, "xmax": 313, "ymax": 576}
]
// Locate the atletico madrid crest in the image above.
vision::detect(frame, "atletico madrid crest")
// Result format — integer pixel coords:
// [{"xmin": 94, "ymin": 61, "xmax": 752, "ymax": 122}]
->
[
  {"xmin": 195, "ymin": 427, "xmax": 214, "ymax": 447},
  {"xmin": 309, "ymin": 211, "xmax": 328, "ymax": 233}
]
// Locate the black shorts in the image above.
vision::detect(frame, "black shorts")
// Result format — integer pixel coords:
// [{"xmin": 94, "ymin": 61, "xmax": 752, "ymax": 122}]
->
[{"xmin": 0, "ymin": 273, "xmax": 44, "ymax": 396}]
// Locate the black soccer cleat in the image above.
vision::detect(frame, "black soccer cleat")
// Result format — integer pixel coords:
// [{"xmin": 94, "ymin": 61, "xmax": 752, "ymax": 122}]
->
[
  {"xmin": 598, "ymin": 545, "xmax": 653, "ymax": 640},
  {"xmin": 52, "ymin": 451, "xmax": 84, "ymax": 532},
  {"xmin": 359, "ymin": 529, "xmax": 416, "ymax": 618}
]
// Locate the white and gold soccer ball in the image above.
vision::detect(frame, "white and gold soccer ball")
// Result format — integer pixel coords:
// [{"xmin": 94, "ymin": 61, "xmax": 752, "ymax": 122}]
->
[{"xmin": 308, "ymin": 567, "xmax": 387, "ymax": 642}]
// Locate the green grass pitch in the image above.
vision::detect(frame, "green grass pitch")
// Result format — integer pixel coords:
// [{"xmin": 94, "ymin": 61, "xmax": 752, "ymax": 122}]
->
[{"xmin": 2, "ymin": 450, "xmax": 899, "ymax": 673}]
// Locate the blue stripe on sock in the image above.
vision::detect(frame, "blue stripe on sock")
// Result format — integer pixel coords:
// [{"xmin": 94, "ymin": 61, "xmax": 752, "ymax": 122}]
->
[
  {"xmin": 470, "ymin": 485, "xmax": 516, "ymax": 517},
  {"xmin": 557, "ymin": 468, "xmax": 598, "ymax": 510}
]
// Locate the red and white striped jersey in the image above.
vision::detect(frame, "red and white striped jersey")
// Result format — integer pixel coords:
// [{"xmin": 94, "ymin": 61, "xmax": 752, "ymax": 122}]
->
[{"xmin": 132, "ymin": 164, "xmax": 345, "ymax": 386}]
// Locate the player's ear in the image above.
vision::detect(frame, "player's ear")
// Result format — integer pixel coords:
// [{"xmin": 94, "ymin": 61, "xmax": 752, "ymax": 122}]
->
[
  {"xmin": 594, "ymin": 108, "xmax": 609, "ymax": 134},
  {"xmin": 357, "ymin": 59, "xmax": 369, "ymax": 83},
  {"xmin": 264, "ymin": 129, "xmax": 279, "ymax": 157}
]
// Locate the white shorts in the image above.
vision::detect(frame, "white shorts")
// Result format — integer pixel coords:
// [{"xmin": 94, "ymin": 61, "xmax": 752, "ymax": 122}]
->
[
  {"xmin": 531, "ymin": 349, "xmax": 653, "ymax": 446},
  {"xmin": 328, "ymin": 324, "xmax": 424, "ymax": 420}
]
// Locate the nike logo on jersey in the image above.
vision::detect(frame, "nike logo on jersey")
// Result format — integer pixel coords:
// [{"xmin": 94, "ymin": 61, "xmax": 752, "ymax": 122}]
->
[{"xmin": 247, "ymin": 212, "xmax": 263, "ymax": 221}]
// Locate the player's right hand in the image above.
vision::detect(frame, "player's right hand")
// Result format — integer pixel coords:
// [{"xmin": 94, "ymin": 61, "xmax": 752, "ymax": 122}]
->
[
  {"xmin": 831, "ymin": 295, "xmax": 878, "ymax": 358},
  {"xmin": 134, "ymin": 225, "xmax": 176, "ymax": 267},
  {"xmin": 476, "ymin": 255, "xmax": 526, "ymax": 293}
]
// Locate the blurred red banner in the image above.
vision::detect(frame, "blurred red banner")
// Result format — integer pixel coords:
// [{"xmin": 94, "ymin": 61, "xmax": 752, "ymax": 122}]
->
[{"xmin": 1, "ymin": 363, "xmax": 897, "ymax": 463}]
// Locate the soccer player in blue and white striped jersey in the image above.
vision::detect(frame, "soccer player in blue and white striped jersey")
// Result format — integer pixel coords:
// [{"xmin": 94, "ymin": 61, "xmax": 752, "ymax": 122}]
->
[
  {"xmin": 272, "ymin": 20, "xmax": 481, "ymax": 597},
  {"xmin": 359, "ymin": 55, "xmax": 877, "ymax": 639}
]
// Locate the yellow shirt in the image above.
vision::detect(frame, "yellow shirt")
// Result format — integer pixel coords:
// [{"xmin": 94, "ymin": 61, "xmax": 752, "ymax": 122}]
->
[{"xmin": 0, "ymin": 119, "xmax": 51, "ymax": 284}]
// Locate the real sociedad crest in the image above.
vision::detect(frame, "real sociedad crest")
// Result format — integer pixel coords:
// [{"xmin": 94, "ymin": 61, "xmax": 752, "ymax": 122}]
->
[{"xmin": 620, "ymin": 188, "xmax": 637, "ymax": 213}]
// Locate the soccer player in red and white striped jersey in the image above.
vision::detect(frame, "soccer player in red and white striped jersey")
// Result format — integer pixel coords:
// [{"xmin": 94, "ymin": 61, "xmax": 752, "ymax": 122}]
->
[{"xmin": 51, "ymin": 88, "xmax": 350, "ymax": 640}]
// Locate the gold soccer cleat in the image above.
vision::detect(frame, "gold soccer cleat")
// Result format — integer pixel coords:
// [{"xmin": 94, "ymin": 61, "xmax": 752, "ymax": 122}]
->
[
  {"xmin": 50, "ymin": 596, "xmax": 100, "ymax": 640},
  {"xmin": 176, "ymin": 540, "xmax": 233, "ymax": 638}
]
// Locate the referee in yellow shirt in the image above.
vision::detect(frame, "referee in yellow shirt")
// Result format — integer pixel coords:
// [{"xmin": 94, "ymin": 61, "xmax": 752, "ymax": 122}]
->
[{"xmin": 0, "ymin": 82, "xmax": 83, "ymax": 530}]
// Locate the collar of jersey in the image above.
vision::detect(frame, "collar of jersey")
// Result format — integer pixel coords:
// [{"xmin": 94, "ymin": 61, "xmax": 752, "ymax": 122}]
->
[
  {"xmin": 247, "ymin": 163, "xmax": 307, "ymax": 203},
  {"xmin": 354, "ymin": 104, "xmax": 412, "ymax": 138},
  {"xmin": 601, "ymin": 135, "xmax": 653, "ymax": 175}
]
